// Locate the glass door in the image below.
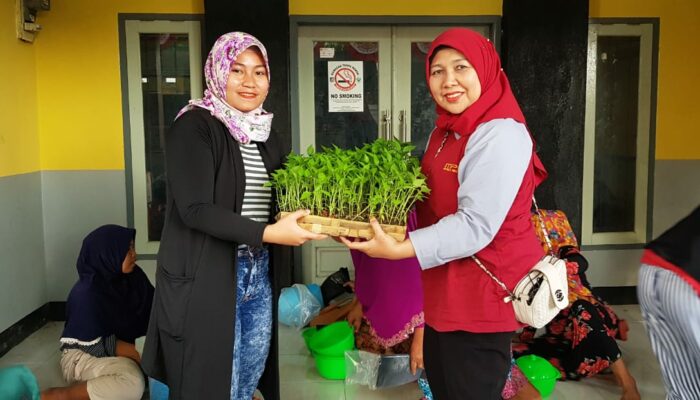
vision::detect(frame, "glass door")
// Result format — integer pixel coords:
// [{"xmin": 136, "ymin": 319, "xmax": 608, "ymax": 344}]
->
[
  {"xmin": 295, "ymin": 24, "xmax": 493, "ymax": 283},
  {"xmin": 297, "ymin": 26, "xmax": 392, "ymax": 152}
]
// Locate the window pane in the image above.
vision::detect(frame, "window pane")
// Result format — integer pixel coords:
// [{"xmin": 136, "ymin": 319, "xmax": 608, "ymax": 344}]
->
[
  {"xmin": 593, "ymin": 36, "xmax": 640, "ymax": 233},
  {"xmin": 410, "ymin": 42, "xmax": 436, "ymax": 159},
  {"xmin": 313, "ymin": 41, "xmax": 379, "ymax": 150},
  {"xmin": 139, "ymin": 33, "xmax": 191, "ymax": 241}
]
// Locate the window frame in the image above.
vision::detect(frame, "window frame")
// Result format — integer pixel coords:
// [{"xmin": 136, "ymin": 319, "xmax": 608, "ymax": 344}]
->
[
  {"xmin": 119, "ymin": 14, "xmax": 203, "ymax": 257},
  {"xmin": 581, "ymin": 19, "xmax": 659, "ymax": 248}
]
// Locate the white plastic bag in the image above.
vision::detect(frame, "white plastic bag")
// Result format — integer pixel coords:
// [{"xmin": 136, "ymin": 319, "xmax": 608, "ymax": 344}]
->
[
  {"xmin": 345, "ymin": 351, "xmax": 421, "ymax": 390},
  {"xmin": 344, "ymin": 350, "xmax": 381, "ymax": 390}
]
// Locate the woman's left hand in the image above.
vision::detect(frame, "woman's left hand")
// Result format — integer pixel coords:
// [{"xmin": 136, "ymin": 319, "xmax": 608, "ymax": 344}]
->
[
  {"xmin": 339, "ymin": 219, "xmax": 415, "ymax": 260},
  {"xmin": 409, "ymin": 327, "xmax": 425, "ymax": 375}
]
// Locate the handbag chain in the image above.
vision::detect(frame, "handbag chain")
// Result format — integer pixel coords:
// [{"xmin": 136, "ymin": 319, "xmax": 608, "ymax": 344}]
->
[
  {"xmin": 532, "ymin": 196, "xmax": 555, "ymax": 256},
  {"xmin": 470, "ymin": 256, "xmax": 517, "ymax": 301},
  {"xmin": 471, "ymin": 196, "xmax": 555, "ymax": 302}
]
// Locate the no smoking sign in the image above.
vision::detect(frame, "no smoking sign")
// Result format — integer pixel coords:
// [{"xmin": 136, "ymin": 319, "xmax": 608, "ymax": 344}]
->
[
  {"xmin": 328, "ymin": 61, "xmax": 364, "ymax": 112},
  {"xmin": 332, "ymin": 66, "xmax": 358, "ymax": 91}
]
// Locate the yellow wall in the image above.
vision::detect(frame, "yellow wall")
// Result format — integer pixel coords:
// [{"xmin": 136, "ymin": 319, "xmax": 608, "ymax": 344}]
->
[
  {"xmin": 6, "ymin": 0, "xmax": 694, "ymax": 174},
  {"xmin": 290, "ymin": 0, "xmax": 501, "ymax": 16},
  {"xmin": 591, "ymin": 0, "xmax": 700, "ymax": 160},
  {"xmin": 35, "ymin": 0, "xmax": 203, "ymax": 171},
  {"xmin": 0, "ymin": 1, "xmax": 40, "ymax": 177}
]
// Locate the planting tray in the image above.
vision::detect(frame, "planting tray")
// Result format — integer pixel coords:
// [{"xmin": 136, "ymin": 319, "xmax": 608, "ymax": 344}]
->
[{"xmin": 277, "ymin": 212, "xmax": 407, "ymax": 242}]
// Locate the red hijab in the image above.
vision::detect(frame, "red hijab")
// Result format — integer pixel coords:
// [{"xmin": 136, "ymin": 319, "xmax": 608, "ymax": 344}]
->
[{"xmin": 426, "ymin": 27, "xmax": 547, "ymax": 183}]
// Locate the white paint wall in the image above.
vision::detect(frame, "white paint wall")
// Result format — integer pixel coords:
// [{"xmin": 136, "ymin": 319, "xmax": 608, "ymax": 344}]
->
[
  {"xmin": 0, "ymin": 173, "xmax": 47, "ymax": 332},
  {"xmin": 41, "ymin": 171, "xmax": 128, "ymax": 301}
]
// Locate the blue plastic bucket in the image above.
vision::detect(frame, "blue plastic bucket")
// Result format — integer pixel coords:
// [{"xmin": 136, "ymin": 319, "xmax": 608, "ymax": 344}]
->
[{"xmin": 149, "ymin": 377, "xmax": 169, "ymax": 400}]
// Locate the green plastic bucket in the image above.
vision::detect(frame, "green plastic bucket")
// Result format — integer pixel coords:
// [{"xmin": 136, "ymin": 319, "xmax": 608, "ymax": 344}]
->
[
  {"xmin": 301, "ymin": 327, "xmax": 317, "ymax": 353},
  {"xmin": 308, "ymin": 321, "xmax": 354, "ymax": 356},
  {"xmin": 515, "ymin": 355, "xmax": 561, "ymax": 398},
  {"xmin": 313, "ymin": 352, "xmax": 346, "ymax": 380}
]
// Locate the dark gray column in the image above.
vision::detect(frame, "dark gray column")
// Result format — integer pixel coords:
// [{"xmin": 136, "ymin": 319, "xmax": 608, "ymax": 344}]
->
[
  {"xmin": 502, "ymin": 0, "xmax": 589, "ymax": 239},
  {"xmin": 204, "ymin": 0, "xmax": 291, "ymax": 153}
]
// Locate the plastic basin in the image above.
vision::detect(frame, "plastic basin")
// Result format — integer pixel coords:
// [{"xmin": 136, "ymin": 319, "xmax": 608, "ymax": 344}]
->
[
  {"xmin": 301, "ymin": 327, "xmax": 318, "ymax": 353},
  {"xmin": 0, "ymin": 365, "xmax": 40, "ymax": 400},
  {"xmin": 148, "ymin": 377, "xmax": 169, "ymax": 400},
  {"xmin": 308, "ymin": 321, "xmax": 354, "ymax": 356},
  {"xmin": 530, "ymin": 375, "xmax": 557, "ymax": 398},
  {"xmin": 515, "ymin": 355, "xmax": 561, "ymax": 398},
  {"xmin": 313, "ymin": 352, "xmax": 346, "ymax": 380}
]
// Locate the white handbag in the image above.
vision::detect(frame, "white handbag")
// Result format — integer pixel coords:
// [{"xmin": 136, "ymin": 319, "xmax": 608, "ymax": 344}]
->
[{"xmin": 471, "ymin": 198, "xmax": 569, "ymax": 329}]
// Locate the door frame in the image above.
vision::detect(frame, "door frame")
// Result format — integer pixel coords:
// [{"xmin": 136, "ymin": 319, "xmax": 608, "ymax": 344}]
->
[
  {"xmin": 297, "ymin": 25, "xmax": 393, "ymax": 152},
  {"xmin": 119, "ymin": 14, "xmax": 204, "ymax": 256}
]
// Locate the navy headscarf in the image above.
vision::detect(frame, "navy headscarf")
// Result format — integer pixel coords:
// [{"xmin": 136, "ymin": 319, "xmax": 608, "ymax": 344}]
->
[{"xmin": 61, "ymin": 225, "xmax": 154, "ymax": 343}]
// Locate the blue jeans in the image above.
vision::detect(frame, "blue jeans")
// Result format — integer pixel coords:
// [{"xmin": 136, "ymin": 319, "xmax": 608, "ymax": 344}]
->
[{"xmin": 230, "ymin": 246, "xmax": 272, "ymax": 400}]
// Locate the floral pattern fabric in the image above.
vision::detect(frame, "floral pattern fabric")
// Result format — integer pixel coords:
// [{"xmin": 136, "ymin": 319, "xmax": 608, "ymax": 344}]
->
[
  {"xmin": 514, "ymin": 298, "xmax": 623, "ymax": 380},
  {"xmin": 531, "ymin": 210, "xmax": 579, "ymax": 255},
  {"xmin": 355, "ymin": 317, "xmax": 415, "ymax": 355},
  {"xmin": 501, "ymin": 358, "xmax": 529, "ymax": 399},
  {"xmin": 515, "ymin": 211, "xmax": 627, "ymax": 380}
]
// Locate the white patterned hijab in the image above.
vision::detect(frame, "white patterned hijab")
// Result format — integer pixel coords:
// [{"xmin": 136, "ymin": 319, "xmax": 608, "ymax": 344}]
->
[{"xmin": 176, "ymin": 32, "xmax": 273, "ymax": 143}]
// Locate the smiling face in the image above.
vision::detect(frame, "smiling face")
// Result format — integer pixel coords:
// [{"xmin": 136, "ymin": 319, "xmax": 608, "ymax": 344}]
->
[
  {"xmin": 225, "ymin": 47, "xmax": 270, "ymax": 112},
  {"xmin": 428, "ymin": 47, "xmax": 482, "ymax": 115}
]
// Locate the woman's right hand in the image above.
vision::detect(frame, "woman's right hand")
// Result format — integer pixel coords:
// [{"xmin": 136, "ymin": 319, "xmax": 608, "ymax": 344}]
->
[
  {"xmin": 340, "ymin": 218, "xmax": 415, "ymax": 260},
  {"xmin": 346, "ymin": 301, "xmax": 363, "ymax": 333},
  {"xmin": 263, "ymin": 209, "xmax": 327, "ymax": 246}
]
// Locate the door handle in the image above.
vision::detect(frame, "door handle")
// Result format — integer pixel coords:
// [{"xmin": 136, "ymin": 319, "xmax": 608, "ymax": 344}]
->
[
  {"xmin": 398, "ymin": 109, "xmax": 407, "ymax": 142},
  {"xmin": 381, "ymin": 110, "xmax": 393, "ymax": 140}
]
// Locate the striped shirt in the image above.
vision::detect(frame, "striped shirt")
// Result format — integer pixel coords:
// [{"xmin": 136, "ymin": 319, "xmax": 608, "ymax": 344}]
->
[
  {"xmin": 238, "ymin": 143, "xmax": 271, "ymax": 248},
  {"xmin": 60, "ymin": 334, "xmax": 116, "ymax": 358}
]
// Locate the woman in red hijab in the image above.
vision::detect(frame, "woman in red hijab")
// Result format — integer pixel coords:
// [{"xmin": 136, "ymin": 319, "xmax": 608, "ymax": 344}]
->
[{"xmin": 342, "ymin": 28, "xmax": 547, "ymax": 399}]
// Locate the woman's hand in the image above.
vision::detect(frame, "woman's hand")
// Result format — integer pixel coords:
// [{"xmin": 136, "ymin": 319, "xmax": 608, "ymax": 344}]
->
[
  {"xmin": 116, "ymin": 340, "xmax": 141, "ymax": 364},
  {"xmin": 343, "ymin": 280, "xmax": 355, "ymax": 292},
  {"xmin": 410, "ymin": 327, "xmax": 425, "ymax": 375},
  {"xmin": 339, "ymin": 219, "xmax": 415, "ymax": 260},
  {"xmin": 346, "ymin": 300, "xmax": 363, "ymax": 333},
  {"xmin": 263, "ymin": 209, "xmax": 327, "ymax": 245}
]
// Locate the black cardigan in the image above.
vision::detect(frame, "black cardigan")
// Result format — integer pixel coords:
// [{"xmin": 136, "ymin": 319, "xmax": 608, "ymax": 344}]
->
[{"xmin": 142, "ymin": 109, "xmax": 290, "ymax": 399}]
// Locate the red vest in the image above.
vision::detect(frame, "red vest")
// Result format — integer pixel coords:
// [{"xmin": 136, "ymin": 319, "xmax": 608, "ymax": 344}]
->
[{"xmin": 417, "ymin": 129, "xmax": 544, "ymax": 333}]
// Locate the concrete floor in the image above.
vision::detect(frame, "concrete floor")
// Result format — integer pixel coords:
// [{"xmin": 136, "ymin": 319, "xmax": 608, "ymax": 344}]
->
[{"xmin": 0, "ymin": 304, "xmax": 667, "ymax": 399}]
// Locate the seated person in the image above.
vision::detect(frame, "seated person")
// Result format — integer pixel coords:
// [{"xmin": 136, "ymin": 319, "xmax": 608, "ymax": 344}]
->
[
  {"xmin": 42, "ymin": 225, "xmax": 154, "ymax": 400},
  {"xmin": 346, "ymin": 211, "xmax": 428, "ymax": 398},
  {"xmin": 513, "ymin": 211, "xmax": 640, "ymax": 400}
]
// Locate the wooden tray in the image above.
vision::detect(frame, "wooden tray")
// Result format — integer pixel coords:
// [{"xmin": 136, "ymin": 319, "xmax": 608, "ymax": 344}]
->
[{"xmin": 276, "ymin": 212, "xmax": 407, "ymax": 242}]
